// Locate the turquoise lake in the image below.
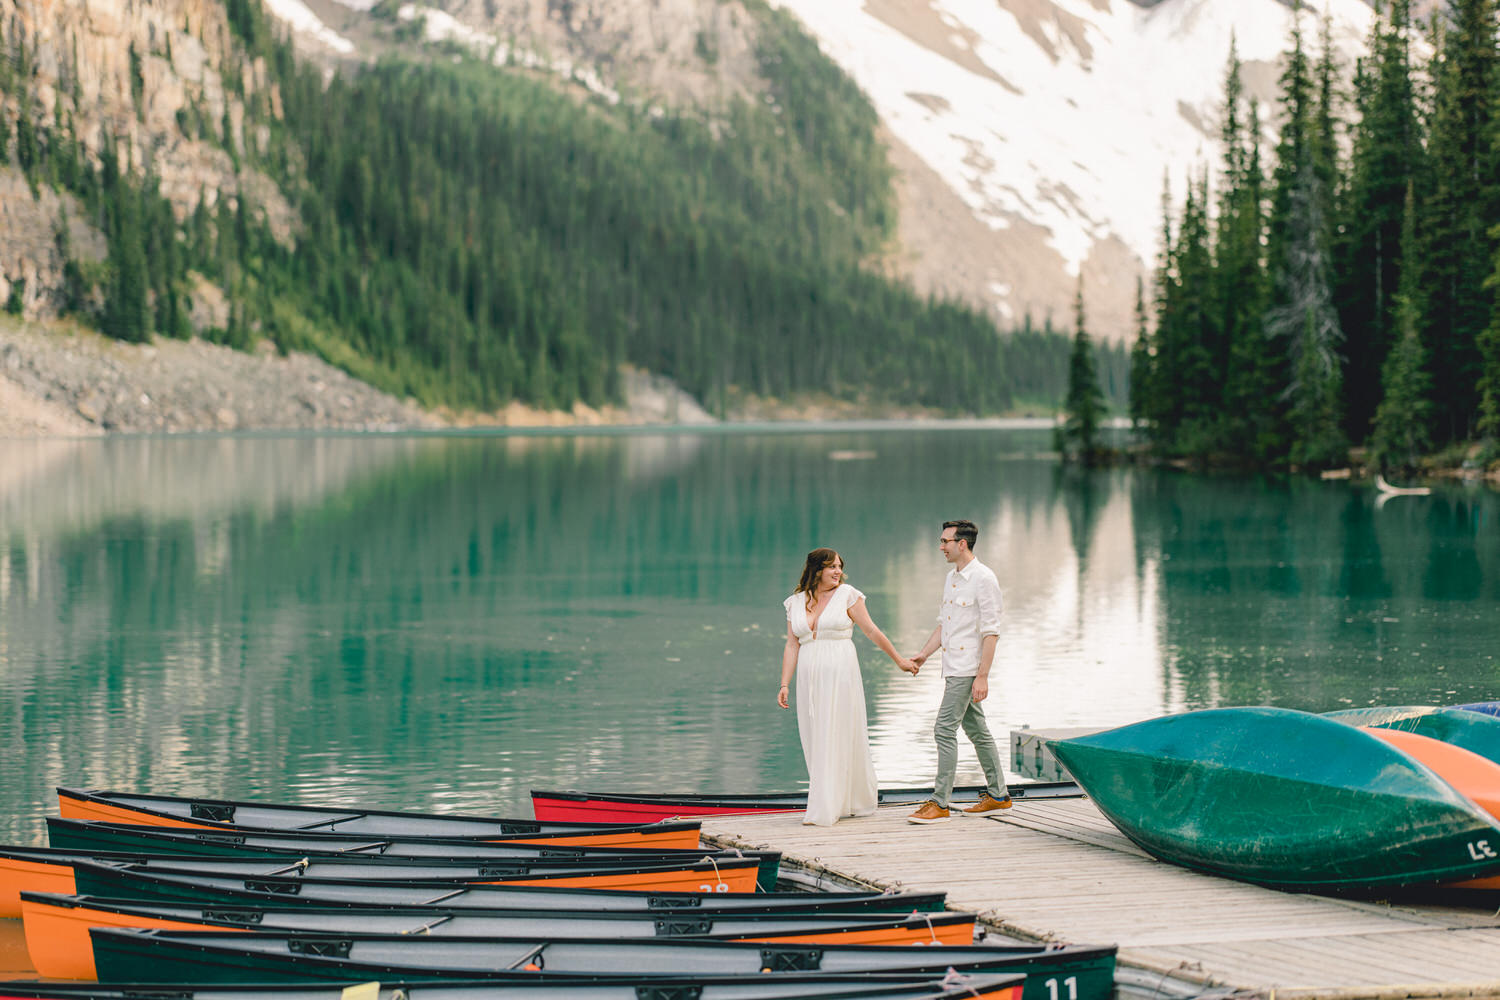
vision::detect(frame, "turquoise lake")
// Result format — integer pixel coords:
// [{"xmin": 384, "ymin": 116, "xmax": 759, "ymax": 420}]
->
[{"xmin": 2, "ymin": 425, "xmax": 1497, "ymax": 845}]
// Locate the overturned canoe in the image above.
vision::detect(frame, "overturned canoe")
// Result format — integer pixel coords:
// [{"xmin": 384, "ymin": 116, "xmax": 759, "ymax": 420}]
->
[
  {"xmin": 1324, "ymin": 706, "xmax": 1500, "ymax": 765},
  {"xmin": 89, "ymin": 928, "xmax": 1116, "ymax": 1000},
  {"xmin": 0, "ymin": 852, "xmax": 765, "ymax": 917},
  {"xmin": 66, "ymin": 862, "xmax": 945, "ymax": 914},
  {"xmin": 41, "ymin": 821, "xmax": 763, "ymax": 878},
  {"xmin": 20, "ymin": 892, "xmax": 979, "ymax": 979},
  {"xmin": 0, "ymin": 972, "xmax": 1024, "ymax": 1000},
  {"xmin": 1050, "ymin": 706, "xmax": 1500, "ymax": 891},
  {"xmin": 56, "ymin": 789, "xmax": 700, "ymax": 848},
  {"xmin": 1342, "ymin": 727, "xmax": 1500, "ymax": 892},
  {"xmin": 45, "ymin": 818, "xmax": 709, "ymax": 859},
  {"xmin": 530, "ymin": 782, "xmax": 1081, "ymax": 823},
  {"xmin": 89, "ymin": 851, "xmax": 775, "ymax": 893}
]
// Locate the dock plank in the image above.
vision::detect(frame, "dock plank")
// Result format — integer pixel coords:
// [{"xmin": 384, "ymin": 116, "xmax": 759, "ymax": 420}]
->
[{"xmin": 703, "ymin": 798, "xmax": 1500, "ymax": 999}]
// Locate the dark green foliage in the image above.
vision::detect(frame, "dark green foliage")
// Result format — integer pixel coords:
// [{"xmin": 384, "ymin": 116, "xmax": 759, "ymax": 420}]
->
[
  {"xmin": 1479, "ymin": 221, "xmax": 1500, "ymax": 445},
  {"xmin": 224, "ymin": 0, "xmax": 271, "ymax": 56},
  {"xmin": 99, "ymin": 141, "xmax": 152, "ymax": 344},
  {"xmin": 1415, "ymin": 0, "xmax": 1498, "ymax": 443},
  {"xmin": 237, "ymin": 40, "xmax": 1023, "ymax": 413},
  {"xmin": 1059, "ymin": 280, "xmax": 1106, "ymax": 463},
  {"xmin": 4, "ymin": 277, "xmax": 23, "ymax": 315},
  {"xmin": 1372, "ymin": 299, "xmax": 1433, "ymax": 471},
  {"xmin": 1128, "ymin": 276, "xmax": 1151, "ymax": 430},
  {"xmin": 2, "ymin": 62, "xmax": 191, "ymax": 341},
  {"xmin": 0, "ymin": 0, "xmax": 1122, "ymax": 416},
  {"xmin": 128, "ymin": 42, "xmax": 144, "ymax": 117},
  {"xmin": 1335, "ymin": 0, "xmax": 1421, "ymax": 439},
  {"xmin": 15, "ymin": 100, "xmax": 36, "ymax": 174},
  {"xmin": 1372, "ymin": 186, "xmax": 1433, "ymax": 468}
]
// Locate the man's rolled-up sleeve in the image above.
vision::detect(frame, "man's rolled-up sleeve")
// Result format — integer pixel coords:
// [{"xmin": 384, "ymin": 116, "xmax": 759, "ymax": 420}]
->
[{"xmin": 977, "ymin": 573, "xmax": 1004, "ymax": 637}]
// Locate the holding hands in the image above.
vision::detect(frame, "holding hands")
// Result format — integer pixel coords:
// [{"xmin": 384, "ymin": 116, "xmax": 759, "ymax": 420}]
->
[{"xmin": 896, "ymin": 656, "xmax": 919, "ymax": 675}]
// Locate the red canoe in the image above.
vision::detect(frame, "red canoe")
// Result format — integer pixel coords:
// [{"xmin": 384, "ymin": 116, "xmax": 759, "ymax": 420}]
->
[{"xmin": 530, "ymin": 781, "xmax": 1082, "ymax": 823}]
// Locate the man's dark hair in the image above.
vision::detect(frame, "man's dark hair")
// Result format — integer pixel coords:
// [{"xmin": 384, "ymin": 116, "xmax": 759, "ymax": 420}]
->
[{"xmin": 943, "ymin": 519, "xmax": 978, "ymax": 550}]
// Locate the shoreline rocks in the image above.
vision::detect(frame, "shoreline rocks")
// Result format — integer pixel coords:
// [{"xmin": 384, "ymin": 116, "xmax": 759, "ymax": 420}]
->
[{"xmin": 0, "ymin": 319, "xmax": 728, "ymax": 438}]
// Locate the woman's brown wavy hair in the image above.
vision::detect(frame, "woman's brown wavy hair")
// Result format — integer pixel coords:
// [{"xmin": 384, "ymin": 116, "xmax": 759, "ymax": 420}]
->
[{"xmin": 795, "ymin": 548, "xmax": 845, "ymax": 609}]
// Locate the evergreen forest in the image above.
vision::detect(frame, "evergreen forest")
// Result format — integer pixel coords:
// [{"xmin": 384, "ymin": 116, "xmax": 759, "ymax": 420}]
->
[
  {"xmin": 1133, "ymin": 0, "xmax": 1500, "ymax": 473},
  {"xmin": 0, "ymin": 0, "xmax": 1127, "ymax": 418}
]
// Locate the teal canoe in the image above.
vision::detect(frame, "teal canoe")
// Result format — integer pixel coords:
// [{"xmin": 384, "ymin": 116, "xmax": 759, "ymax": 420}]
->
[
  {"xmin": 1323, "ymin": 706, "xmax": 1500, "ymax": 765},
  {"xmin": 1050, "ymin": 706, "xmax": 1500, "ymax": 891}
]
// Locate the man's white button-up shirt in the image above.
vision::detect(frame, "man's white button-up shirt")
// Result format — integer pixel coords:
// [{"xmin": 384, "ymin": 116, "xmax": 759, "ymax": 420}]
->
[{"xmin": 937, "ymin": 558, "xmax": 1003, "ymax": 678}]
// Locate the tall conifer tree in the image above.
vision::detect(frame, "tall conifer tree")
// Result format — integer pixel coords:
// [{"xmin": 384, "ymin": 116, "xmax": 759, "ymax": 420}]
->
[
  {"xmin": 1061, "ymin": 277, "xmax": 1107, "ymax": 463},
  {"xmin": 1372, "ymin": 185, "xmax": 1434, "ymax": 469},
  {"xmin": 1215, "ymin": 44, "xmax": 1270, "ymax": 458},
  {"xmin": 1336, "ymin": 0, "xmax": 1421, "ymax": 441},
  {"xmin": 1129, "ymin": 275, "xmax": 1152, "ymax": 431},
  {"xmin": 1265, "ymin": 5, "xmax": 1346, "ymax": 467},
  {"xmin": 1418, "ymin": 0, "xmax": 1498, "ymax": 442}
]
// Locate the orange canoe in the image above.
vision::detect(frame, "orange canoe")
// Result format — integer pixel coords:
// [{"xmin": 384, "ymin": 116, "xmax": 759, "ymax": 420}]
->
[
  {"xmin": 56, "ymin": 788, "xmax": 703, "ymax": 850},
  {"xmin": 1, "ymin": 849, "xmax": 762, "ymax": 920},
  {"xmin": 1364, "ymin": 726, "xmax": 1500, "ymax": 890},
  {"xmin": 20, "ymin": 892, "xmax": 977, "ymax": 980}
]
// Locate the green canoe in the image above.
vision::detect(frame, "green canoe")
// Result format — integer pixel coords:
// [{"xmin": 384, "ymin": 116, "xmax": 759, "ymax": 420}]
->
[
  {"xmin": 87, "ymin": 928, "xmax": 1117, "ymax": 1000},
  {"xmin": 1050, "ymin": 706, "xmax": 1500, "ymax": 891},
  {"xmin": 1323, "ymin": 705, "xmax": 1500, "ymax": 765}
]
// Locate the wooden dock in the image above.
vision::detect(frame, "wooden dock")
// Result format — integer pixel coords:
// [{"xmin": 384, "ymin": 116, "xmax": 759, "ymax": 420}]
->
[{"xmin": 704, "ymin": 798, "xmax": 1500, "ymax": 1000}]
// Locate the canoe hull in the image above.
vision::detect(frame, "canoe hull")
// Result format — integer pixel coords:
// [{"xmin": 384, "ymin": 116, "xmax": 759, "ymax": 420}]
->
[
  {"xmin": 87, "ymin": 929, "xmax": 1114, "ymax": 1000},
  {"xmin": 0, "ymin": 974, "xmax": 1026, "ymax": 1000},
  {"xmin": 531, "ymin": 782, "xmax": 1081, "ymax": 823},
  {"xmin": 32, "ymin": 832, "xmax": 780, "ymax": 894},
  {"xmin": 69, "ymin": 863, "xmax": 946, "ymax": 915},
  {"xmin": 67, "ymin": 863, "xmax": 946, "ymax": 913},
  {"xmin": 56, "ymin": 789, "xmax": 701, "ymax": 847},
  {"xmin": 1325, "ymin": 706, "xmax": 1500, "ymax": 769},
  {"xmin": 19, "ymin": 892, "xmax": 977, "ymax": 979},
  {"xmin": 0, "ymin": 849, "xmax": 767, "ymax": 919},
  {"xmin": 1052, "ymin": 706, "xmax": 1500, "ymax": 891},
  {"xmin": 79, "ymin": 858, "xmax": 765, "ymax": 896}
]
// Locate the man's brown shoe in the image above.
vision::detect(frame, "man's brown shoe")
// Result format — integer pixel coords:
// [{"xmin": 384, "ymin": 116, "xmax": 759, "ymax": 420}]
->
[
  {"xmin": 961, "ymin": 793, "xmax": 1013, "ymax": 816},
  {"xmin": 907, "ymin": 801, "xmax": 950, "ymax": 824}
]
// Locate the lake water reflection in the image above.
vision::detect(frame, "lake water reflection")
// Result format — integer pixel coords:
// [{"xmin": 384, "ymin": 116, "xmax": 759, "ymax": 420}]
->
[{"xmin": 1, "ymin": 426, "xmax": 1497, "ymax": 845}]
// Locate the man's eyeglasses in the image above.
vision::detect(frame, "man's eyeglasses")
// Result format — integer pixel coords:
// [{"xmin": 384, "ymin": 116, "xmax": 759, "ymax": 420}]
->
[{"xmin": 939, "ymin": 536, "xmax": 960, "ymax": 544}]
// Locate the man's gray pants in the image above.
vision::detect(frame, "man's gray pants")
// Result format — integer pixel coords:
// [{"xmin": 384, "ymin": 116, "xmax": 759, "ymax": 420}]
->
[{"xmin": 931, "ymin": 675, "xmax": 1009, "ymax": 809}]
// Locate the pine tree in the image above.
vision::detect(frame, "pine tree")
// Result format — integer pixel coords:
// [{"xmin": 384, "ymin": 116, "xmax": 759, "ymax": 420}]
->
[
  {"xmin": 1176, "ymin": 170, "xmax": 1219, "ymax": 448},
  {"xmin": 1140, "ymin": 174, "xmax": 1177, "ymax": 446},
  {"xmin": 1418, "ymin": 0, "xmax": 1498, "ymax": 442},
  {"xmin": 1060, "ymin": 278, "xmax": 1107, "ymax": 463},
  {"xmin": 1336, "ymin": 0, "xmax": 1422, "ymax": 441},
  {"xmin": 1480, "ymin": 233, "xmax": 1500, "ymax": 449},
  {"xmin": 1128, "ymin": 275, "xmax": 1152, "ymax": 431},
  {"xmin": 1372, "ymin": 186, "xmax": 1434, "ymax": 470},
  {"xmin": 1264, "ymin": 6, "xmax": 1346, "ymax": 467},
  {"xmin": 1215, "ymin": 45, "xmax": 1271, "ymax": 458},
  {"xmin": 103, "ymin": 188, "xmax": 151, "ymax": 343}
]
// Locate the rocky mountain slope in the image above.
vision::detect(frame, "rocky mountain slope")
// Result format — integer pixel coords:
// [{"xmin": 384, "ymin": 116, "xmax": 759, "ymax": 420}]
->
[
  {"xmin": 772, "ymin": 0, "xmax": 1378, "ymax": 340},
  {"xmin": 0, "ymin": 0, "xmax": 1384, "ymax": 439},
  {"xmin": 259, "ymin": 0, "xmax": 1380, "ymax": 340}
]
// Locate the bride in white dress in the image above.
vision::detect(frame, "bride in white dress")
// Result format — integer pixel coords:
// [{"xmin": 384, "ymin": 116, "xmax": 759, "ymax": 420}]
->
[{"xmin": 778, "ymin": 548, "xmax": 918, "ymax": 826}]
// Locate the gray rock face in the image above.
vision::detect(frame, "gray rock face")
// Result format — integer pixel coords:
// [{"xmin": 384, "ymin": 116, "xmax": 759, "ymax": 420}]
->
[{"xmin": 0, "ymin": 321, "xmax": 440, "ymax": 435}]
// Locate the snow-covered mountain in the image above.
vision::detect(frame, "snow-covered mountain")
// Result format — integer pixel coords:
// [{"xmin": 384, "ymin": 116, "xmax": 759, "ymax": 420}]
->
[
  {"xmin": 223, "ymin": 0, "xmax": 1383, "ymax": 340},
  {"xmin": 765, "ymin": 0, "xmax": 1376, "ymax": 339}
]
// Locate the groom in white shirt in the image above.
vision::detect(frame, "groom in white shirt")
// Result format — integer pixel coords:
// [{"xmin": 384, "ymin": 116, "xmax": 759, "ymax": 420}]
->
[{"xmin": 906, "ymin": 519, "xmax": 1012, "ymax": 824}]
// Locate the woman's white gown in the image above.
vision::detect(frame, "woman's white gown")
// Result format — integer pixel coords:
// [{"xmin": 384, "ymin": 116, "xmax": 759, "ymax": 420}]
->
[{"xmin": 783, "ymin": 583, "xmax": 878, "ymax": 826}]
